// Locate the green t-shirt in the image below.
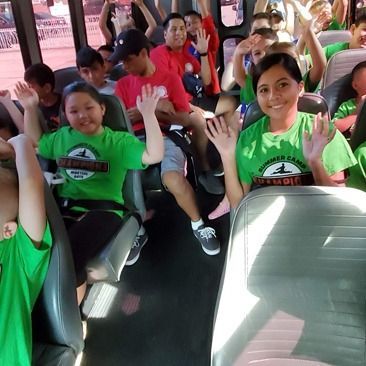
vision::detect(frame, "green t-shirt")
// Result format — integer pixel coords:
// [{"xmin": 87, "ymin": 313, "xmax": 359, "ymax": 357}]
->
[
  {"xmin": 236, "ymin": 112, "xmax": 356, "ymax": 186},
  {"xmin": 333, "ymin": 98, "xmax": 357, "ymax": 120},
  {"xmin": 0, "ymin": 223, "xmax": 52, "ymax": 366},
  {"xmin": 323, "ymin": 42, "xmax": 349, "ymax": 61},
  {"xmin": 38, "ymin": 126, "xmax": 147, "ymax": 214},
  {"xmin": 239, "ymin": 73, "xmax": 256, "ymax": 105},
  {"xmin": 328, "ymin": 16, "xmax": 347, "ymax": 30},
  {"xmin": 347, "ymin": 141, "xmax": 366, "ymax": 191}
]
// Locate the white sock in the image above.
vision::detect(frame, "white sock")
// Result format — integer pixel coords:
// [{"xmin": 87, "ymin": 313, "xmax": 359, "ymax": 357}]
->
[{"xmin": 191, "ymin": 218, "xmax": 204, "ymax": 230}]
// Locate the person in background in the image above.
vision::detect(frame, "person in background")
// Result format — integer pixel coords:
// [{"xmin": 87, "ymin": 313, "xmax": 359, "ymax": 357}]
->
[
  {"xmin": 24, "ymin": 63, "xmax": 61, "ymax": 131},
  {"xmin": 333, "ymin": 61, "xmax": 366, "ymax": 138},
  {"xmin": 76, "ymin": 46, "xmax": 116, "ymax": 95},
  {"xmin": 97, "ymin": 44, "xmax": 117, "ymax": 76}
]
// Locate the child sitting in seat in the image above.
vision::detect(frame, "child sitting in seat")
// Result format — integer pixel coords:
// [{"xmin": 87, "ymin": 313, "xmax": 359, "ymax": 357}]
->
[
  {"xmin": 24, "ymin": 63, "xmax": 61, "ymax": 132},
  {"xmin": 333, "ymin": 61, "xmax": 366, "ymax": 138},
  {"xmin": 17, "ymin": 81, "xmax": 163, "ymax": 304},
  {"xmin": 0, "ymin": 134, "xmax": 52, "ymax": 366},
  {"xmin": 76, "ymin": 46, "xmax": 117, "ymax": 95},
  {"xmin": 206, "ymin": 53, "xmax": 356, "ymax": 209}
]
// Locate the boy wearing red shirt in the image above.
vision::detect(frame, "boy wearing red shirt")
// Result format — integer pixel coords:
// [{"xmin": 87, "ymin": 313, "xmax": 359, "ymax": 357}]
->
[{"xmin": 112, "ymin": 29, "xmax": 220, "ymax": 256}]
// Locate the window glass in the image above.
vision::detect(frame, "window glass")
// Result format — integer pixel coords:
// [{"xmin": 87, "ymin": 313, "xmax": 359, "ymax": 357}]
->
[
  {"xmin": 0, "ymin": 1, "xmax": 23, "ymax": 96},
  {"xmin": 223, "ymin": 37, "xmax": 242, "ymax": 67},
  {"xmin": 32, "ymin": 0, "xmax": 75, "ymax": 71},
  {"xmin": 220, "ymin": 0, "xmax": 243, "ymax": 27},
  {"xmin": 84, "ymin": 0, "xmax": 132, "ymax": 48}
]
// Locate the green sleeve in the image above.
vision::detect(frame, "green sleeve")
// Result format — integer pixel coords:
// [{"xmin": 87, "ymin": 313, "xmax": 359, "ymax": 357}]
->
[
  {"xmin": 322, "ymin": 130, "xmax": 357, "ymax": 175},
  {"xmin": 236, "ymin": 132, "xmax": 253, "ymax": 185},
  {"xmin": 16, "ymin": 222, "xmax": 52, "ymax": 279},
  {"xmin": 239, "ymin": 74, "xmax": 256, "ymax": 105},
  {"xmin": 328, "ymin": 17, "xmax": 346, "ymax": 30},
  {"xmin": 347, "ymin": 143, "xmax": 366, "ymax": 191},
  {"xmin": 333, "ymin": 99, "xmax": 357, "ymax": 120},
  {"xmin": 38, "ymin": 132, "xmax": 58, "ymax": 160},
  {"xmin": 117, "ymin": 132, "xmax": 148, "ymax": 170}
]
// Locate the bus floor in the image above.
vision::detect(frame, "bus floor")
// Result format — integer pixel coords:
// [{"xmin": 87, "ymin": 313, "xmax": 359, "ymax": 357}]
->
[{"xmin": 81, "ymin": 188, "xmax": 230, "ymax": 366}]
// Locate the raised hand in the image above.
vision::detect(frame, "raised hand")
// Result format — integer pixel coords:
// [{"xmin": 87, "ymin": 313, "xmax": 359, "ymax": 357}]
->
[
  {"xmin": 0, "ymin": 90, "xmax": 11, "ymax": 102},
  {"xmin": 136, "ymin": 84, "xmax": 160, "ymax": 117},
  {"xmin": 234, "ymin": 34, "xmax": 261, "ymax": 56},
  {"xmin": 303, "ymin": 113, "xmax": 336, "ymax": 164},
  {"xmin": 191, "ymin": 28, "xmax": 210, "ymax": 54},
  {"xmin": 205, "ymin": 116, "xmax": 238, "ymax": 158},
  {"xmin": 131, "ymin": 0, "xmax": 143, "ymax": 6},
  {"xmin": 14, "ymin": 82, "xmax": 39, "ymax": 110}
]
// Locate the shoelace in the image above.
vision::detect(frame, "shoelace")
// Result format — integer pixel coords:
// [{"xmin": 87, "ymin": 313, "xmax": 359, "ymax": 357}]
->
[{"xmin": 197, "ymin": 227, "xmax": 216, "ymax": 240}]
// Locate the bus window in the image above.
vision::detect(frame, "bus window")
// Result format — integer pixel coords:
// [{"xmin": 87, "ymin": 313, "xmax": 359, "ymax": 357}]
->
[
  {"xmin": 223, "ymin": 37, "xmax": 242, "ymax": 67},
  {"xmin": 0, "ymin": 2, "xmax": 22, "ymax": 96},
  {"xmin": 32, "ymin": 0, "xmax": 75, "ymax": 71},
  {"xmin": 220, "ymin": 0, "xmax": 243, "ymax": 27}
]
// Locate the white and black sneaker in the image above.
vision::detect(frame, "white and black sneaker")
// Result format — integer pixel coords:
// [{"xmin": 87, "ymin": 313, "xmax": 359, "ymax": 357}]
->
[
  {"xmin": 126, "ymin": 228, "xmax": 148, "ymax": 266},
  {"xmin": 193, "ymin": 225, "xmax": 220, "ymax": 255}
]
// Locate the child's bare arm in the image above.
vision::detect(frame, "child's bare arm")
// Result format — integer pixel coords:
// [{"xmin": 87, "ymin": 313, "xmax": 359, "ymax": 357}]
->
[
  {"xmin": 137, "ymin": 84, "xmax": 164, "ymax": 165},
  {"xmin": 0, "ymin": 90, "xmax": 24, "ymax": 133},
  {"xmin": 154, "ymin": 0, "xmax": 167, "ymax": 21},
  {"xmin": 197, "ymin": 0, "xmax": 209, "ymax": 18},
  {"xmin": 132, "ymin": 0, "xmax": 157, "ymax": 39},
  {"xmin": 98, "ymin": 0, "xmax": 114, "ymax": 45},
  {"xmin": 15, "ymin": 82, "xmax": 43, "ymax": 145},
  {"xmin": 8, "ymin": 134, "xmax": 46, "ymax": 247}
]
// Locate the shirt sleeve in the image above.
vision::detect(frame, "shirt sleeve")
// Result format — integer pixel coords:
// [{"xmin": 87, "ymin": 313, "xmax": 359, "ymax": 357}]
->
[
  {"xmin": 150, "ymin": 46, "xmax": 170, "ymax": 71},
  {"xmin": 202, "ymin": 15, "xmax": 219, "ymax": 53},
  {"xmin": 168, "ymin": 73, "xmax": 190, "ymax": 112},
  {"xmin": 236, "ymin": 132, "xmax": 253, "ymax": 185},
  {"xmin": 117, "ymin": 132, "xmax": 148, "ymax": 170},
  {"xmin": 38, "ymin": 132, "xmax": 58, "ymax": 160},
  {"xmin": 16, "ymin": 222, "xmax": 52, "ymax": 280},
  {"xmin": 322, "ymin": 129, "xmax": 357, "ymax": 175},
  {"xmin": 333, "ymin": 100, "xmax": 356, "ymax": 120},
  {"xmin": 347, "ymin": 143, "xmax": 366, "ymax": 191}
]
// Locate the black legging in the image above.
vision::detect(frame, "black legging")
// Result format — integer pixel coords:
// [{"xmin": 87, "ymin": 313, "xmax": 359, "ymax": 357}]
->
[{"xmin": 63, "ymin": 210, "xmax": 122, "ymax": 286}]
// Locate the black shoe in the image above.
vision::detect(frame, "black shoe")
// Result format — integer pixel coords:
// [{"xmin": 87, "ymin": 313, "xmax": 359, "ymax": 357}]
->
[
  {"xmin": 193, "ymin": 225, "xmax": 220, "ymax": 255},
  {"xmin": 126, "ymin": 230, "xmax": 148, "ymax": 266},
  {"xmin": 198, "ymin": 172, "xmax": 225, "ymax": 195}
]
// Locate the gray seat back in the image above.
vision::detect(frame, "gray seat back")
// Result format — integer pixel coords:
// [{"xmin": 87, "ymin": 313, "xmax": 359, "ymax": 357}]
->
[
  {"xmin": 243, "ymin": 93, "xmax": 329, "ymax": 131},
  {"xmin": 321, "ymin": 73, "xmax": 357, "ymax": 117},
  {"xmin": 32, "ymin": 183, "xmax": 83, "ymax": 364},
  {"xmin": 321, "ymin": 49, "xmax": 366, "ymax": 89},
  {"xmin": 211, "ymin": 186, "xmax": 366, "ymax": 366},
  {"xmin": 109, "ymin": 63, "xmax": 128, "ymax": 81},
  {"xmin": 317, "ymin": 30, "xmax": 351, "ymax": 47},
  {"xmin": 54, "ymin": 67, "xmax": 82, "ymax": 94}
]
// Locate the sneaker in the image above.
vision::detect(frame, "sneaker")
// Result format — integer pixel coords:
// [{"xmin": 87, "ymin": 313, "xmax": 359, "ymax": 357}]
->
[
  {"xmin": 208, "ymin": 197, "xmax": 230, "ymax": 220},
  {"xmin": 198, "ymin": 172, "xmax": 225, "ymax": 195},
  {"xmin": 126, "ymin": 229, "xmax": 148, "ymax": 266},
  {"xmin": 193, "ymin": 225, "xmax": 220, "ymax": 255}
]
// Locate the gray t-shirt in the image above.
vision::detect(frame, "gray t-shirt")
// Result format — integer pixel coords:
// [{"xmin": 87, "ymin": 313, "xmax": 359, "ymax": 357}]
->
[{"xmin": 98, "ymin": 79, "xmax": 116, "ymax": 95}]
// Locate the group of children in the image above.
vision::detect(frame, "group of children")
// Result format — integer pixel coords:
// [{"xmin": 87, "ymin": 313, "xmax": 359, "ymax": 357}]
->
[{"xmin": 3, "ymin": 0, "xmax": 366, "ymax": 364}]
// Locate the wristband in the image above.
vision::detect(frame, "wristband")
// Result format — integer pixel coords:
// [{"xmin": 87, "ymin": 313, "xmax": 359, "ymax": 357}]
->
[{"xmin": 200, "ymin": 52, "xmax": 208, "ymax": 57}]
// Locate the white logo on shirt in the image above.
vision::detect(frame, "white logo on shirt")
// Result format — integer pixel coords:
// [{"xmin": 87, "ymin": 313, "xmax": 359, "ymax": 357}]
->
[
  {"xmin": 263, "ymin": 162, "xmax": 301, "ymax": 176},
  {"xmin": 185, "ymin": 63, "xmax": 193, "ymax": 72},
  {"xmin": 156, "ymin": 86, "xmax": 168, "ymax": 98},
  {"xmin": 65, "ymin": 147, "xmax": 96, "ymax": 180}
]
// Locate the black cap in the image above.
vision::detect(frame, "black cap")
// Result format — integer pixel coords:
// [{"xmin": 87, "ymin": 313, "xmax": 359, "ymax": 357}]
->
[
  {"xmin": 270, "ymin": 9, "xmax": 285, "ymax": 21},
  {"xmin": 108, "ymin": 28, "xmax": 149, "ymax": 63}
]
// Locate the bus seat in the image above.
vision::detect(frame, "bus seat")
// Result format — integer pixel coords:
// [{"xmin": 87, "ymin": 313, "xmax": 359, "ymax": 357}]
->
[
  {"xmin": 321, "ymin": 49, "xmax": 366, "ymax": 89},
  {"xmin": 317, "ymin": 30, "xmax": 351, "ymax": 47},
  {"xmin": 243, "ymin": 93, "xmax": 329, "ymax": 131},
  {"xmin": 349, "ymin": 99, "xmax": 366, "ymax": 152},
  {"xmin": 109, "ymin": 63, "xmax": 128, "ymax": 81},
  {"xmin": 56, "ymin": 93, "xmax": 145, "ymax": 282},
  {"xmin": 149, "ymin": 25, "xmax": 165, "ymax": 45},
  {"xmin": 32, "ymin": 183, "xmax": 84, "ymax": 366},
  {"xmin": 211, "ymin": 186, "xmax": 366, "ymax": 366},
  {"xmin": 321, "ymin": 73, "xmax": 357, "ymax": 117},
  {"xmin": 54, "ymin": 67, "xmax": 82, "ymax": 94}
]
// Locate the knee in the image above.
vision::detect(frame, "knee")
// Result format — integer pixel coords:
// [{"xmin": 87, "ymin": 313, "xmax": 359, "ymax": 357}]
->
[{"xmin": 162, "ymin": 171, "xmax": 188, "ymax": 194}]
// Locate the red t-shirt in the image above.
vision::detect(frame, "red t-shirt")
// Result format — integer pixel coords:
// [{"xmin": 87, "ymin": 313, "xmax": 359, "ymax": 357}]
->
[
  {"xmin": 115, "ymin": 67, "xmax": 190, "ymax": 134},
  {"xmin": 150, "ymin": 45, "xmax": 201, "ymax": 101}
]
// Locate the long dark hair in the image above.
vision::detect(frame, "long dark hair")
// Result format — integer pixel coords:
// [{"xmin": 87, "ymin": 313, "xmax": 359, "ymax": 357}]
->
[{"xmin": 252, "ymin": 53, "xmax": 302, "ymax": 93}]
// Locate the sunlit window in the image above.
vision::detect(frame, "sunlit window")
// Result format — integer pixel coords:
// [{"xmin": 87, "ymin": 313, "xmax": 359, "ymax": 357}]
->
[
  {"xmin": 0, "ymin": 2, "xmax": 23, "ymax": 96},
  {"xmin": 223, "ymin": 37, "xmax": 242, "ymax": 67},
  {"xmin": 220, "ymin": 0, "xmax": 243, "ymax": 27},
  {"xmin": 32, "ymin": 0, "xmax": 75, "ymax": 72}
]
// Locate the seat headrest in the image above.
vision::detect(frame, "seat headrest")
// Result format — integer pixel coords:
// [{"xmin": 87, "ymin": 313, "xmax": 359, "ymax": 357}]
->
[
  {"xmin": 243, "ymin": 93, "xmax": 329, "ymax": 131},
  {"xmin": 54, "ymin": 67, "xmax": 82, "ymax": 94},
  {"xmin": 317, "ymin": 30, "xmax": 351, "ymax": 47},
  {"xmin": 322, "ymin": 49, "xmax": 366, "ymax": 89}
]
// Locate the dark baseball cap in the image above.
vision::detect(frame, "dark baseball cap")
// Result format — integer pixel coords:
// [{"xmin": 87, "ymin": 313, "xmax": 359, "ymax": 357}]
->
[{"xmin": 108, "ymin": 28, "xmax": 150, "ymax": 63}]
